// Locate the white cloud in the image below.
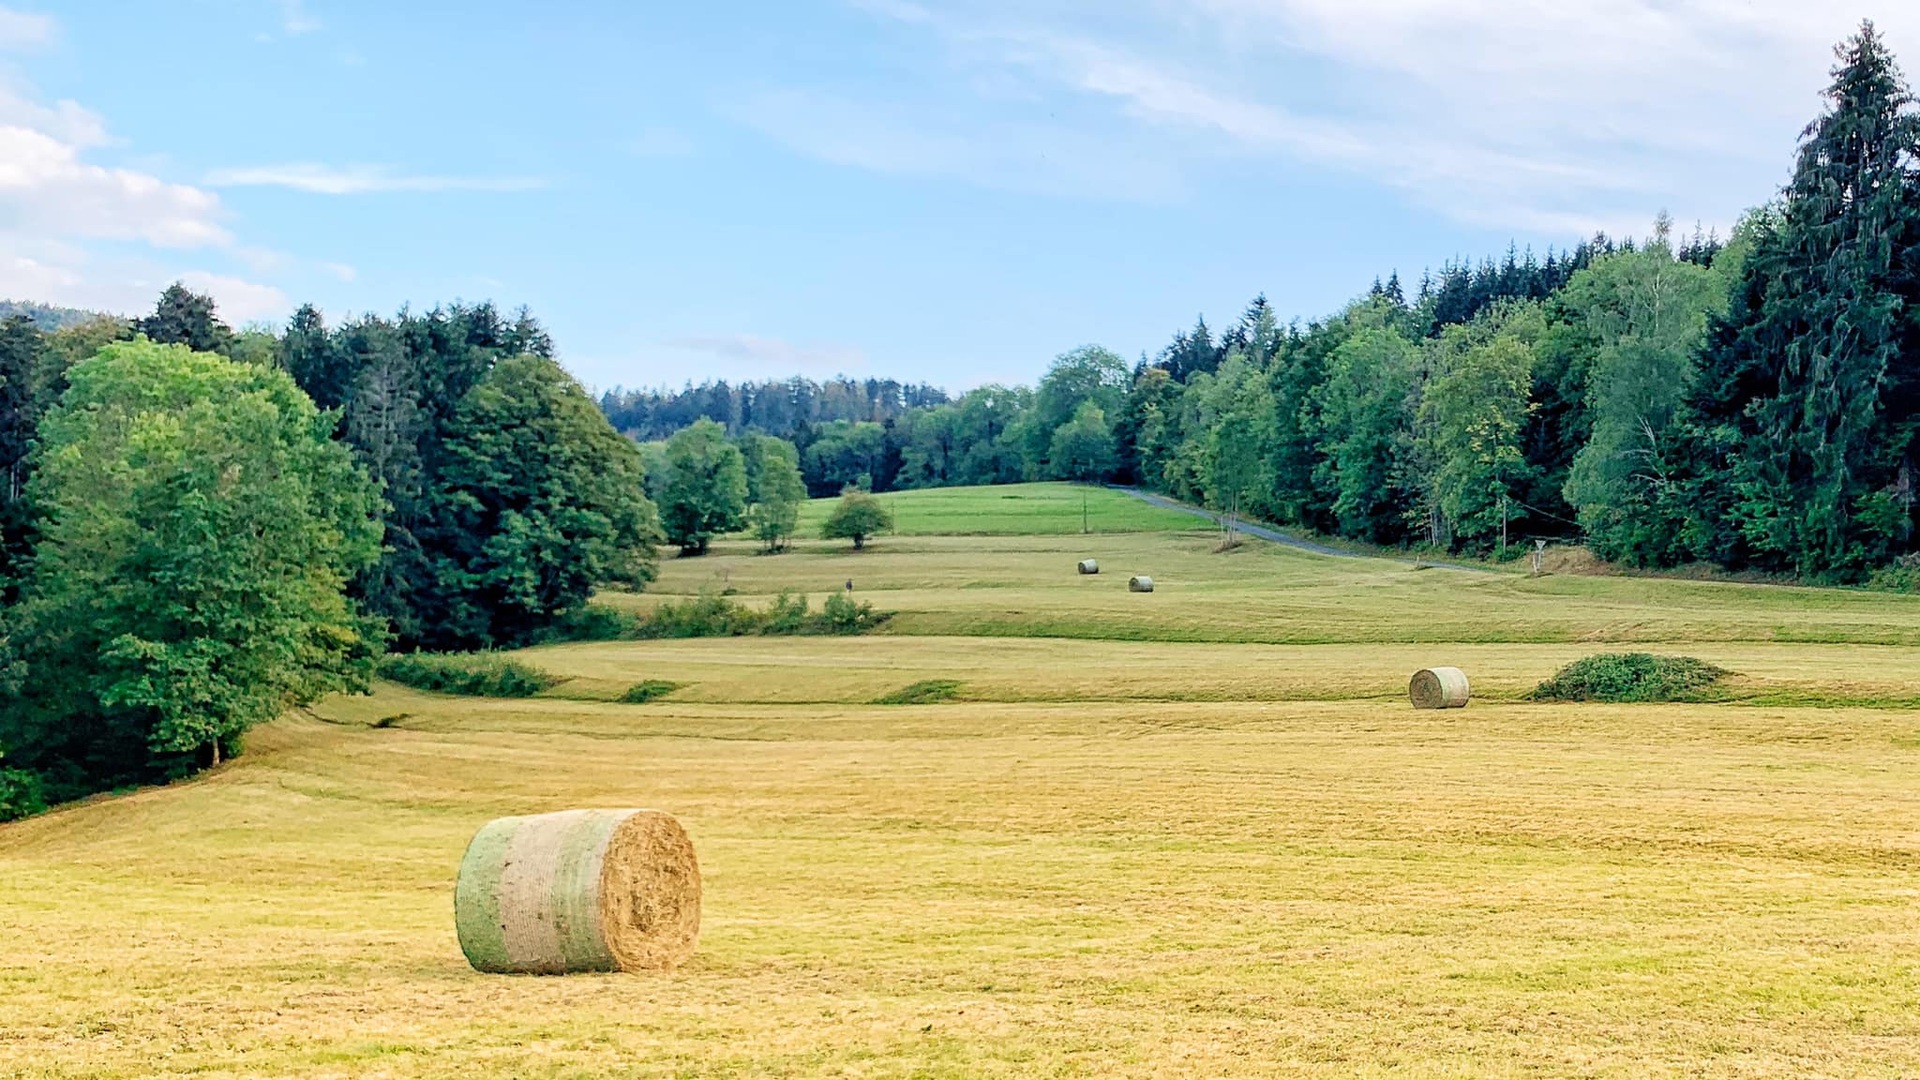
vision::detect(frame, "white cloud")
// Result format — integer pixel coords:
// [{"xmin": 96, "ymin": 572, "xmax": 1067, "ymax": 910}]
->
[
  {"xmin": 177, "ymin": 270, "xmax": 289, "ymax": 322},
  {"xmin": 0, "ymin": 7, "xmax": 52, "ymax": 50},
  {"xmin": 842, "ymin": 1, "xmax": 1920, "ymax": 235},
  {"xmin": 0, "ymin": 77, "xmax": 285, "ymax": 322},
  {"xmin": 734, "ymin": 87, "xmax": 1184, "ymax": 201},
  {"xmin": 205, "ymin": 162, "xmax": 546, "ymax": 194},
  {"xmin": 276, "ymin": 0, "xmax": 319, "ymax": 36},
  {"xmin": 664, "ymin": 333, "xmax": 867, "ymax": 377},
  {"xmin": 320, "ymin": 261, "xmax": 356, "ymax": 282}
]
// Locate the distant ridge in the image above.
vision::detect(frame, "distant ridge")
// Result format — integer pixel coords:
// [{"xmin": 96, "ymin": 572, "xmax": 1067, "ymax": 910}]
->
[{"xmin": 0, "ymin": 299, "xmax": 117, "ymax": 331}]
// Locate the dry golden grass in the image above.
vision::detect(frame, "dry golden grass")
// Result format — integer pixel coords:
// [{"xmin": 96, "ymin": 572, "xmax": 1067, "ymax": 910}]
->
[{"xmin": 5, "ymin": 485, "xmax": 1920, "ymax": 1077}]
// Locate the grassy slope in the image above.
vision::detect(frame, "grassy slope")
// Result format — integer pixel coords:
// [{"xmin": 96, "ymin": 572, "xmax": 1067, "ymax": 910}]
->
[{"xmin": 5, "ymin": 482, "xmax": 1920, "ymax": 1077}]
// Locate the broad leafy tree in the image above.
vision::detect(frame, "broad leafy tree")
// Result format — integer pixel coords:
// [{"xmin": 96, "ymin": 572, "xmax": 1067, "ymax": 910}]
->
[
  {"xmin": 822, "ymin": 487, "xmax": 894, "ymax": 550},
  {"xmin": 0, "ymin": 340, "xmax": 381, "ymax": 799},
  {"xmin": 423, "ymin": 354, "xmax": 660, "ymax": 647},
  {"xmin": 658, "ymin": 418, "xmax": 748, "ymax": 555},
  {"xmin": 741, "ymin": 432, "xmax": 806, "ymax": 552}
]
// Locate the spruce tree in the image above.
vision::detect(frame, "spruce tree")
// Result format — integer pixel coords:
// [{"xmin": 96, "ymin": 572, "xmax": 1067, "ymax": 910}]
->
[{"xmin": 1691, "ymin": 22, "xmax": 1920, "ymax": 576}]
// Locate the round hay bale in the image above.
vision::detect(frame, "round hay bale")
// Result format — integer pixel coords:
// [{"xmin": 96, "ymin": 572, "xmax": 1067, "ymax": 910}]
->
[
  {"xmin": 1078, "ymin": 559, "xmax": 1100, "ymax": 575},
  {"xmin": 455, "ymin": 809, "xmax": 700, "ymax": 975},
  {"xmin": 1409, "ymin": 667, "xmax": 1470, "ymax": 709},
  {"xmin": 1128, "ymin": 575, "xmax": 1154, "ymax": 593}
]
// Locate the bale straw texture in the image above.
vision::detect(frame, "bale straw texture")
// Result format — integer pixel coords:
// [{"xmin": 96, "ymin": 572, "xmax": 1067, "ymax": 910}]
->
[
  {"xmin": 455, "ymin": 809, "xmax": 700, "ymax": 975},
  {"xmin": 1128, "ymin": 575, "xmax": 1154, "ymax": 592},
  {"xmin": 1078, "ymin": 559, "xmax": 1099, "ymax": 575},
  {"xmin": 1409, "ymin": 667, "xmax": 1470, "ymax": 709}
]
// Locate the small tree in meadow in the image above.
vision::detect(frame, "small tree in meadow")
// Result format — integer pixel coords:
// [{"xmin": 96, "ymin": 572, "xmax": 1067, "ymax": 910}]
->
[{"xmin": 821, "ymin": 487, "xmax": 894, "ymax": 550}]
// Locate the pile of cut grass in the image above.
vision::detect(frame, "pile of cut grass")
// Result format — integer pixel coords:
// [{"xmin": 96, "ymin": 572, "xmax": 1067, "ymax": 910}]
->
[
  {"xmin": 377, "ymin": 653, "xmax": 559, "ymax": 698},
  {"xmin": 873, "ymin": 679, "xmax": 963, "ymax": 705},
  {"xmin": 1526, "ymin": 652, "xmax": 1728, "ymax": 703},
  {"xmin": 620, "ymin": 680, "xmax": 684, "ymax": 704}
]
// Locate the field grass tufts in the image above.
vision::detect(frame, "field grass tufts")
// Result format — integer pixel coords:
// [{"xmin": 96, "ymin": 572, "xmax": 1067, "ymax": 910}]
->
[
  {"xmin": 1526, "ymin": 653, "xmax": 1729, "ymax": 703},
  {"xmin": 873, "ymin": 679, "xmax": 964, "ymax": 705},
  {"xmin": 620, "ymin": 680, "xmax": 684, "ymax": 704},
  {"xmin": 377, "ymin": 653, "xmax": 560, "ymax": 698}
]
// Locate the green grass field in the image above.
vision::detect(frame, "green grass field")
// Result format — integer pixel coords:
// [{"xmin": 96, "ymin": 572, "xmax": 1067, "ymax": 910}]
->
[{"xmin": 5, "ymin": 483, "xmax": 1920, "ymax": 1077}]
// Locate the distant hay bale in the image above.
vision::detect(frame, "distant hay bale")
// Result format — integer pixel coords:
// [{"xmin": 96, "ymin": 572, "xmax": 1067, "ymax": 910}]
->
[
  {"xmin": 455, "ymin": 809, "xmax": 700, "ymax": 975},
  {"xmin": 1409, "ymin": 667, "xmax": 1470, "ymax": 709},
  {"xmin": 1078, "ymin": 559, "xmax": 1100, "ymax": 575},
  {"xmin": 1128, "ymin": 575, "xmax": 1154, "ymax": 592}
]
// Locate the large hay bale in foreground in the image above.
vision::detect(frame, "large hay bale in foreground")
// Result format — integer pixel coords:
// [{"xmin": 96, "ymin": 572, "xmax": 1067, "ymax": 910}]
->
[
  {"xmin": 455, "ymin": 809, "xmax": 700, "ymax": 975},
  {"xmin": 1409, "ymin": 667, "xmax": 1470, "ymax": 709},
  {"xmin": 1078, "ymin": 559, "xmax": 1099, "ymax": 575},
  {"xmin": 1128, "ymin": 575, "xmax": 1154, "ymax": 593}
]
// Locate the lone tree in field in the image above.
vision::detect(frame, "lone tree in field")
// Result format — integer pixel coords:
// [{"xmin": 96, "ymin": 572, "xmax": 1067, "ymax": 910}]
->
[
  {"xmin": 0, "ymin": 340, "xmax": 382, "ymax": 800},
  {"xmin": 659, "ymin": 418, "xmax": 748, "ymax": 556},
  {"xmin": 822, "ymin": 487, "xmax": 893, "ymax": 550}
]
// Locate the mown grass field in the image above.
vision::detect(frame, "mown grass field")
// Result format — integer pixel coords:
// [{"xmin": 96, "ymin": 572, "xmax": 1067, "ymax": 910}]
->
[{"xmin": 4, "ymin": 483, "xmax": 1920, "ymax": 1078}]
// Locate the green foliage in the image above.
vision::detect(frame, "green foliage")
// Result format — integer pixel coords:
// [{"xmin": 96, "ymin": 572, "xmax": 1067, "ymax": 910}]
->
[
  {"xmin": 1526, "ymin": 653, "xmax": 1729, "ymax": 703},
  {"xmin": 377, "ymin": 653, "xmax": 559, "ymax": 698},
  {"xmin": 1047, "ymin": 401, "xmax": 1117, "ymax": 482},
  {"xmin": 425, "ymin": 354, "xmax": 660, "ymax": 649},
  {"xmin": 0, "ymin": 340, "xmax": 382, "ymax": 798},
  {"xmin": 1030, "ymin": 345, "xmax": 1130, "ymax": 478},
  {"xmin": 1688, "ymin": 24, "xmax": 1920, "ymax": 579},
  {"xmin": 620, "ymin": 680, "xmax": 683, "ymax": 703},
  {"xmin": 1311, "ymin": 321, "xmax": 1419, "ymax": 543},
  {"xmin": 741, "ymin": 432, "xmax": 806, "ymax": 552},
  {"xmin": 1417, "ymin": 304, "xmax": 1541, "ymax": 549},
  {"xmin": 137, "ymin": 283, "xmax": 234, "ymax": 356},
  {"xmin": 659, "ymin": 418, "xmax": 748, "ymax": 555},
  {"xmin": 822, "ymin": 488, "xmax": 895, "ymax": 550},
  {"xmin": 0, "ymin": 749, "xmax": 46, "ymax": 823},
  {"xmin": 1557, "ymin": 232, "xmax": 1735, "ymax": 566},
  {"xmin": 873, "ymin": 679, "xmax": 963, "ymax": 705}
]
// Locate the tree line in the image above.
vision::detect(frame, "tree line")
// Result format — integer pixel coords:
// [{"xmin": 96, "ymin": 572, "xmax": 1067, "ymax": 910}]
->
[{"xmin": 624, "ymin": 24, "xmax": 1920, "ymax": 584}]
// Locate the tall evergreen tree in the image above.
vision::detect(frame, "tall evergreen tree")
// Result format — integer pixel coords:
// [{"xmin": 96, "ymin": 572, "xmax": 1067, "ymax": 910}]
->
[
  {"xmin": 138, "ymin": 283, "xmax": 234, "ymax": 355},
  {"xmin": 1690, "ymin": 22, "xmax": 1920, "ymax": 576}
]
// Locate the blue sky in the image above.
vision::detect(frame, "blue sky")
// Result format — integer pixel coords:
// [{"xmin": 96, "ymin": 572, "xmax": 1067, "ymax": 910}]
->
[{"xmin": 3, "ymin": 2, "xmax": 1916, "ymax": 391}]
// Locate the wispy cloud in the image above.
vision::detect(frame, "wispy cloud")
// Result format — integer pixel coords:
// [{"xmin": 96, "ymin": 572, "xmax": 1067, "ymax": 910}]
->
[
  {"xmin": 204, "ymin": 163, "xmax": 546, "ymax": 195},
  {"xmin": 837, "ymin": 0, "xmax": 1920, "ymax": 236},
  {"xmin": 664, "ymin": 333, "xmax": 866, "ymax": 377},
  {"xmin": 734, "ymin": 87, "xmax": 1184, "ymax": 201},
  {"xmin": 275, "ymin": 0, "xmax": 319, "ymax": 36},
  {"xmin": 0, "ymin": 7, "xmax": 53, "ymax": 50},
  {"xmin": 320, "ymin": 261, "xmax": 356, "ymax": 282}
]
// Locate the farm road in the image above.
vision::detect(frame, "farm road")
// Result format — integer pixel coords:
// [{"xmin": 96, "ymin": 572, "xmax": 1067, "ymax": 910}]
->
[{"xmin": 1113, "ymin": 487, "xmax": 1491, "ymax": 573}]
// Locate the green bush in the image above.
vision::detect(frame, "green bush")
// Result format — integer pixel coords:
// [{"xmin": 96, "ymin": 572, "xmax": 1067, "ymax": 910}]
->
[
  {"xmin": 537, "ymin": 603, "xmax": 642, "ymax": 643},
  {"xmin": 1526, "ymin": 653, "xmax": 1729, "ymax": 703},
  {"xmin": 621, "ymin": 680, "xmax": 683, "ymax": 704},
  {"xmin": 0, "ymin": 756, "xmax": 46, "ymax": 823},
  {"xmin": 534, "ymin": 591, "xmax": 890, "ymax": 643},
  {"xmin": 1867, "ymin": 553, "xmax": 1920, "ymax": 593},
  {"xmin": 874, "ymin": 679, "xmax": 963, "ymax": 705},
  {"xmin": 377, "ymin": 653, "xmax": 560, "ymax": 698}
]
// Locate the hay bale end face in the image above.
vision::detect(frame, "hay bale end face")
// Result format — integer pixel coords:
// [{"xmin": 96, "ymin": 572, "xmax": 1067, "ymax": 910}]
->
[
  {"xmin": 1409, "ymin": 667, "xmax": 1470, "ymax": 709},
  {"xmin": 455, "ymin": 809, "xmax": 701, "ymax": 975},
  {"xmin": 1128, "ymin": 575, "xmax": 1154, "ymax": 593},
  {"xmin": 1078, "ymin": 559, "xmax": 1100, "ymax": 575}
]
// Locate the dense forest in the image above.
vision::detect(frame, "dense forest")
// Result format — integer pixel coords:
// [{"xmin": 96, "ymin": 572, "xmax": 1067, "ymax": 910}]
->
[{"xmin": 1, "ymin": 23, "xmax": 1917, "ymax": 817}]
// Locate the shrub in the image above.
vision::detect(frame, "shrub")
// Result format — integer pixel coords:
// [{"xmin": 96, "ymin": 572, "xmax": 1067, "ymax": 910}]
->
[
  {"xmin": 378, "ymin": 653, "xmax": 560, "ymax": 698},
  {"xmin": 1526, "ymin": 653, "xmax": 1728, "ymax": 703},
  {"xmin": 874, "ymin": 680, "xmax": 963, "ymax": 705},
  {"xmin": 1867, "ymin": 553, "xmax": 1920, "ymax": 593},
  {"xmin": 621, "ymin": 680, "xmax": 684, "ymax": 704},
  {"xmin": 764, "ymin": 590, "xmax": 810, "ymax": 634},
  {"xmin": 0, "ymin": 754, "xmax": 46, "ymax": 823},
  {"xmin": 537, "ymin": 603, "xmax": 643, "ymax": 643}
]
